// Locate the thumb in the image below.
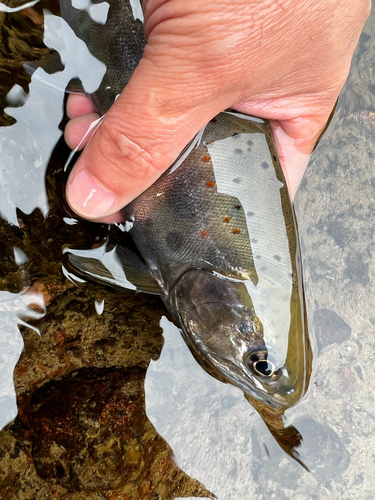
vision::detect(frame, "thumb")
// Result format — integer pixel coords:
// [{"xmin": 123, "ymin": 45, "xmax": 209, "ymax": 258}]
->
[
  {"xmin": 65, "ymin": 56, "xmax": 221, "ymax": 222},
  {"xmin": 270, "ymin": 114, "xmax": 330, "ymax": 200}
]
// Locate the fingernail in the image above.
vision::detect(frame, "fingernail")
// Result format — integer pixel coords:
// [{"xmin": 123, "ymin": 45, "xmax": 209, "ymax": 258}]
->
[{"xmin": 67, "ymin": 169, "xmax": 116, "ymax": 218}]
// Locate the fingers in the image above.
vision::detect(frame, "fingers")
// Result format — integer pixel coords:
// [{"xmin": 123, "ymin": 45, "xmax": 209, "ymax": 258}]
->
[
  {"xmin": 65, "ymin": 112, "xmax": 100, "ymax": 151},
  {"xmin": 270, "ymin": 109, "xmax": 336, "ymax": 200},
  {"xmin": 270, "ymin": 117, "xmax": 323, "ymax": 201},
  {"xmin": 65, "ymin": 94, "xmax": 99, "ymax": 151},
  {"xmin": 66, "ymin": 93, "xmax": 95, "ymax": 118}
]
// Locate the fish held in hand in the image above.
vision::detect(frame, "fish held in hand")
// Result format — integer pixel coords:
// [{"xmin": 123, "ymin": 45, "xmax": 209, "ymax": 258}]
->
[
  {"xmin": 123, "ymin": 111, "xmax": 311, "ymax": 411},
  {"xmin": 67, "ymin": 111, "xmax": 311, "ymax": 412},
  {"xmin": 61, "ymin": 0, "xmax": 311, "ymax": 413}
]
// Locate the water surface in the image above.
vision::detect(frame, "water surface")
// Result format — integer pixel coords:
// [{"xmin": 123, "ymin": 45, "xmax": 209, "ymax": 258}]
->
[{"xmin": 0, "ymin": 1, "xmax": 374, "ymax": 498}]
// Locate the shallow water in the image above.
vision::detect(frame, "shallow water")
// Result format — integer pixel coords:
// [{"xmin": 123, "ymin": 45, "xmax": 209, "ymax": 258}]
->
[{"xmin": 0, "ymin": 1, "xmax": 375, "ymax": 498}]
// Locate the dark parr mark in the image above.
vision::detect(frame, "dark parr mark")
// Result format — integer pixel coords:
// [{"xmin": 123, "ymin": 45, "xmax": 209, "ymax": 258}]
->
[
  {"xmin": 166, "ymin": 232, "xmax": 183, "ymax": 252},
  {"xmin": 234, "ymin": 148, "xmax": 243, "ymax": 154},
  {"xmin": 233, "ymin": 178, "xmax": 241, "ymax": 184},
  {"xmin": 262, "ymin": 161, "xmax": 270, "ymax": 169},
  {"xmin": 274, "ymin": 255, "xmax": 281, "ymax": 262}
]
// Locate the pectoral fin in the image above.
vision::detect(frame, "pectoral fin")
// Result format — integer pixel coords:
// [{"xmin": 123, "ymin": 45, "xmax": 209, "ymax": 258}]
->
[{"xmin": 64, "ymin": 243, "xmax": 162, "ymax": 295}]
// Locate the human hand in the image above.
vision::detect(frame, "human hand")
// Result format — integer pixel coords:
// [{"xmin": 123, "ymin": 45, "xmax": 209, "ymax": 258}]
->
[{"xmin": 65, "ymin": 0, "xmax": 371, "ymax": 223}]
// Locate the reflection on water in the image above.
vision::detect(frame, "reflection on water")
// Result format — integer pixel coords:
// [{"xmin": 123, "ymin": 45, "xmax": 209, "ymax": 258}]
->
[
  {"xmin": 0, "ymin": 289, "xmax": 45, "ymax": 428},
  {"xmin": 0, "ymin": 0, "xmax": 375, "ymax": 498},
  {"xmin": 0, "ymin": 0, "xmax": 48, "ymax": 125}
]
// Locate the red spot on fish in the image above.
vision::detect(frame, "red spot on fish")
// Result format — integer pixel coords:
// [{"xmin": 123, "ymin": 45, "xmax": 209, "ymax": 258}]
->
[
  {"xmin": 202, "ymin": 156, "xmax": 211, "ymax": 162},
  {"xmin": 201, "ymin": 229, "xmax": 209, "ymax": 238},
  {"xmin": 206, "ymin": 181, "xmax": 215, "ymax": 188},
  {"xmin": 233, "ymin": 228, "xmax": 240, "ymax": 234},
  {"xmin": 224, "ymin": 217, "xmax": 231, "ymax": 223}
]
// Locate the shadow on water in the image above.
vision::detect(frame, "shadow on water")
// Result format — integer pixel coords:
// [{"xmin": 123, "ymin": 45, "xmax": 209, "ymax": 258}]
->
[
  {"xmin": 1, "ymin": 0, "xmax": 375, "ymax": 499},
  {"xmin": 0, "ymin": 128, "xmax": 213, "ymax": 497}
]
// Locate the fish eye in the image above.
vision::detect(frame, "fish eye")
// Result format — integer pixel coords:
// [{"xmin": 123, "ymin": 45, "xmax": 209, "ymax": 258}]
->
[
  {"xmin": 244, "ymin": 348, "xmax": 277, "ymax": 378},
  {"xmin": 253, "ymin": 359, "xmax": 275, "ymax": 377}
]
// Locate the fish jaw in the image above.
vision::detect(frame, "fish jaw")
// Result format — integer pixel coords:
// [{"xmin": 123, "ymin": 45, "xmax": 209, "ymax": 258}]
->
[{"xmin": 169, "ymin": 268, "xmax": 309, "ymax": 410}]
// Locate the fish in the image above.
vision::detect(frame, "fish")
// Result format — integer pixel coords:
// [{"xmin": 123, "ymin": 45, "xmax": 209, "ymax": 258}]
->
[{"xmin": 61, "ymin": 0, "xmax": 312, "ymax": 447}]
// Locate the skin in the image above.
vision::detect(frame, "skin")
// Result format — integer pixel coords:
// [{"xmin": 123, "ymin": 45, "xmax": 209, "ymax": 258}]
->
[{"xmin": 64, "ymin": 0, "xmax": 371, "ymax": 224}]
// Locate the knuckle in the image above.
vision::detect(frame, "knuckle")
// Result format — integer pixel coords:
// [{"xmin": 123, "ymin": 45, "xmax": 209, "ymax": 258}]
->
[{"xmin": 98, "ymin": 115, "xmax": 161, "ymax": 181}]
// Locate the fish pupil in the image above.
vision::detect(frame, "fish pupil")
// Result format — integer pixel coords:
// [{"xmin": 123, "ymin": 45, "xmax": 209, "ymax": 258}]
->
[{"xmin": 253, "ymin": 360, "xmax": 274, "ymax": 377}]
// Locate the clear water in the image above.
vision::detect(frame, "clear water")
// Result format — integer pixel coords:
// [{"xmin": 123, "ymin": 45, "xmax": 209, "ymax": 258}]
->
[{"xmin": 0, "ymin": 1, "xmax": 374, "ymax": 498}]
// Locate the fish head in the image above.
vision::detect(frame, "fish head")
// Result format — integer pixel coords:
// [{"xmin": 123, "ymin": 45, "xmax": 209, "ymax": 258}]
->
[{"xmin": 170, "ymin": 269, "xmax": 310, "ymax": 410}]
